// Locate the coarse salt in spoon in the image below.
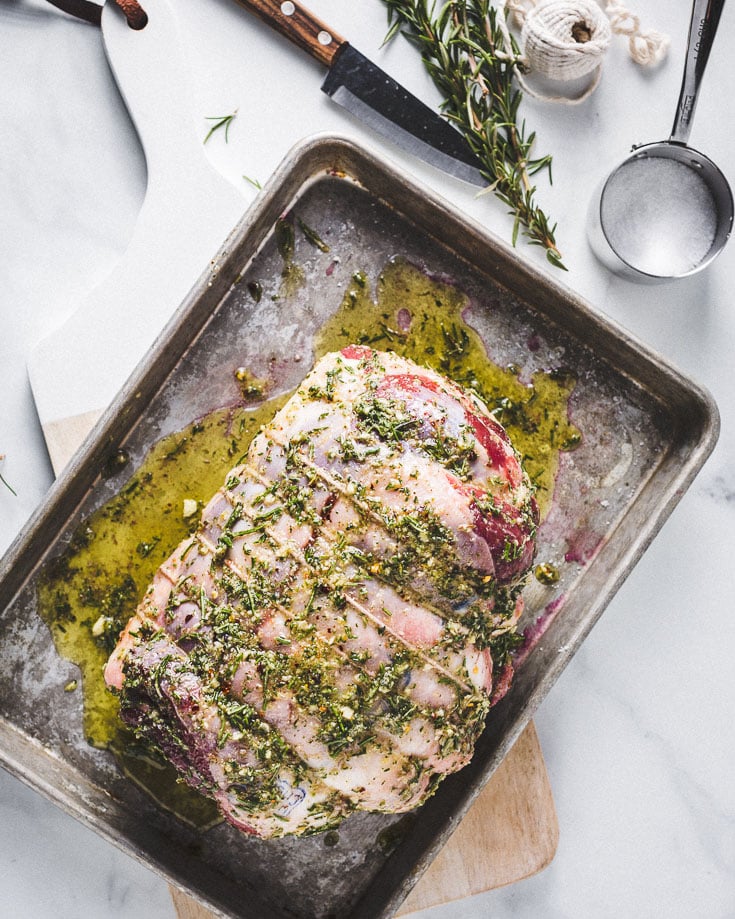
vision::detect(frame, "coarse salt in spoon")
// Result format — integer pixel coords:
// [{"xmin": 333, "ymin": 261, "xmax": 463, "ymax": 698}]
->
[{"xmin": 587, "ymin": 0, "xmax": 733, "ymax": 282}]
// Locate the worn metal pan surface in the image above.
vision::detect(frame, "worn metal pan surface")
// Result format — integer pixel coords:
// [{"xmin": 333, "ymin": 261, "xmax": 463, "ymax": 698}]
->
[{"xmin": 0, "ymin": 136, "xmax": 719, "ymax": 919}]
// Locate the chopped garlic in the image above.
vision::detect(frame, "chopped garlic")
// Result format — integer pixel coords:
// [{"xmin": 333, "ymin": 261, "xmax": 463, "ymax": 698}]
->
[
  {"xmin": 183, "ymin": 498, "xmax": 198, "ymax": 518},
  {"xmin": 92, "ymin": 615, "xmax": 109, "ymax": 637}
]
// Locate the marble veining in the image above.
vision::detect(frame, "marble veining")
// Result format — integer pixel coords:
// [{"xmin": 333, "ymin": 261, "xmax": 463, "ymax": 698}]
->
[{"xmin": 1, "ymin": 0, "xmax": 734, "ymax": 916}]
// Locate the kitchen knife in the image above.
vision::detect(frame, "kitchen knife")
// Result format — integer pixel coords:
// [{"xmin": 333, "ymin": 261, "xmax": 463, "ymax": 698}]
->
[{"xmin": 234, "ymin": 0, "xmax": 486, "ymax": 186}]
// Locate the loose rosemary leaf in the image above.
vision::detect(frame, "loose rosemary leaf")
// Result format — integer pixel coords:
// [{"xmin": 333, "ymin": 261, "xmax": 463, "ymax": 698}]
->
[
  {"xmin": 203, "ymin": 110, "xmax": 237, "ymax": 145},
  {"xmin": 382, "ymin": 0, "xmax": 565, "ymax": 269},
  {"xmin": 0, "ymin": 454, "xmax": 16, "ymax": 496}
]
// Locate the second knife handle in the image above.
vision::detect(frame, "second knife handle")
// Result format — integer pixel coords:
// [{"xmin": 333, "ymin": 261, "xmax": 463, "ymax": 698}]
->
[{"xmin": 236, "ymin": 0, "xmax": 347, "ymax": 68}]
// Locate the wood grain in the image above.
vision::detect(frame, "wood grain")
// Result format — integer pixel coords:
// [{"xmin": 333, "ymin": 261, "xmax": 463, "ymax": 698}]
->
[{"xmin": 47, "ymin": 415, "xmax": 558, "ymax": 919}]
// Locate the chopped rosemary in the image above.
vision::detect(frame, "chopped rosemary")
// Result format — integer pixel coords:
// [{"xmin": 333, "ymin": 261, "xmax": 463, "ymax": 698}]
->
[
  {"xmin": 297, "ymin": 217, "xmax": 330, "ymax": 253},
  {"xmin": 203, "ymin": 110, "xmax": 237, "ymax": 144},
  {"xmin": 0, "ymin": 468, "xmax": 16, "ymax": 496}
]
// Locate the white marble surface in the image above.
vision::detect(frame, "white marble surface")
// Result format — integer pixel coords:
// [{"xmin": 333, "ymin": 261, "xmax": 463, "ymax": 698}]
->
[{"xmin": 1, "ymin": 0, "xmax": 734, "ymax": 916}]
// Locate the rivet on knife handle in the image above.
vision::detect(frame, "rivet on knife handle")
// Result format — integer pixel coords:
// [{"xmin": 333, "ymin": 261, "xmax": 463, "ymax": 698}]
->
[{"xmin": 235, "ymin": 0, "xmax": 347, "ymax": 67}]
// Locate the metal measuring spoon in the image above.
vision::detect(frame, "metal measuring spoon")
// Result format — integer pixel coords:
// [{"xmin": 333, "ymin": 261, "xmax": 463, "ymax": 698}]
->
[{"xmin": 587, "ymin": 0, "xmax": 733, "ymax": 281}]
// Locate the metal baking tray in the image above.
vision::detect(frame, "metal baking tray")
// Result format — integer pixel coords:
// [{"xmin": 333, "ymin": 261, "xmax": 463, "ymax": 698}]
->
[{"xmin": 0, "ymin": 135, "xmax": 719, "ymax": 919}]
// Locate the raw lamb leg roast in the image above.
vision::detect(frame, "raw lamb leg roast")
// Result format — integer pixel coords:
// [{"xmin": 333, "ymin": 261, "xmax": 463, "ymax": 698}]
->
[{"xmin": 105, "ymin": 346, "xmax": 538, "ymax": 837}]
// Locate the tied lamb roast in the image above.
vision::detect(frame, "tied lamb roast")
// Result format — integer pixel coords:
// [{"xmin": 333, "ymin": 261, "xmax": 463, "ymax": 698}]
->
[{"xmin": 105, "ymin": 347, "xmax": 538, "ymax": 837}]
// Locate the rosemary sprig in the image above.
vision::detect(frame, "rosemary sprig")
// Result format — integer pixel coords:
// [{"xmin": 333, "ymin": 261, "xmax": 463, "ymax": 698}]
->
[
  {"xmin": 0, "ymin": 455, "xmax": 16, "ymax": 496},
  {"xmin": 382, "ymin": 0, "xmax": 564, "ymax": 269},
  {"xmin": 203, "ymin": 109, "xmax": 237, "ymax": 144}
]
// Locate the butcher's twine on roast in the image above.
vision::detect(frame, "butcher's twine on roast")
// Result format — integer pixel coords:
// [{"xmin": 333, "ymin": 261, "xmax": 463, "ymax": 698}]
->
[{"xmin": 105, "ymin": 347, "xmax": 538, "ymax": 837}]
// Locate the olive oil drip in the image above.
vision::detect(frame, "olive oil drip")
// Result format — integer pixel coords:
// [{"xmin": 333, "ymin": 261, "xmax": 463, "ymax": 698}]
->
[{"xmin": 37, "ymin": 255, "xmax": 578, "ymax": 828}]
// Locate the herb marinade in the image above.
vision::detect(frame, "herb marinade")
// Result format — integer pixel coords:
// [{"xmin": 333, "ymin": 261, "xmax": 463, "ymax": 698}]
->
[{"xmin": 38, "ymin": 257, "xmax": 578, "ymax": 828}]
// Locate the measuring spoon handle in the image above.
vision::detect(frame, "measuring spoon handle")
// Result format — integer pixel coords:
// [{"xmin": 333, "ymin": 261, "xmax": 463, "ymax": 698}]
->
[{"xmin": 671, "ymin": 0, "xmax": 726, "ymax": 144}]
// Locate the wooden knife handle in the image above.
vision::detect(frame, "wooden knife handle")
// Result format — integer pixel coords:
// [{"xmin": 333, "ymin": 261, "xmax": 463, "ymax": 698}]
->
[{"xmin": 234, "ymin": 0, "xmax": 347, "ymax": 68}]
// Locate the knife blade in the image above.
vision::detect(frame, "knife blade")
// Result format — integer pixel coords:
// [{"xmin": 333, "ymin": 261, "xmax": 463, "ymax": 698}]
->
[{"xmin": 234, "ymin": 0, "xmax": 486, "ymax": 186}]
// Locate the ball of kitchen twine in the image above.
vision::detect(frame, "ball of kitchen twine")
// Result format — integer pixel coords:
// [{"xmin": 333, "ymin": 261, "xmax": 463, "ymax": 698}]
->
[
  {"xmin": 520, "ymin": 0, "xmax": 612, "ymax": 81},
  {"xmin": 502, "ymin": 0, "xmax": 670, "ymax": 104}
]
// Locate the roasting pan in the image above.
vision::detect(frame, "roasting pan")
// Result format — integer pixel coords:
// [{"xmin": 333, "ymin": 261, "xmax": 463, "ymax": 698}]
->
[{"xmin": 0, "ymin": 136, "xmax": 719, "ymax": 919}]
